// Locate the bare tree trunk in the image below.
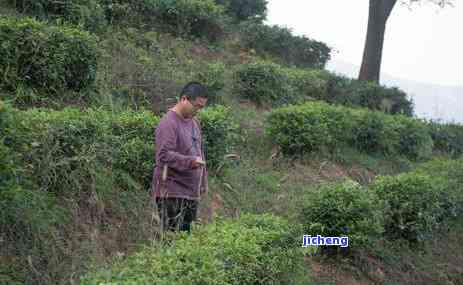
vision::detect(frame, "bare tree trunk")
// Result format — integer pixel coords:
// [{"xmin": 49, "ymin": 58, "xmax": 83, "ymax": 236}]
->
[{"xmin": 358, "ymin": 0, "xmax": 397, "ymax": 83}]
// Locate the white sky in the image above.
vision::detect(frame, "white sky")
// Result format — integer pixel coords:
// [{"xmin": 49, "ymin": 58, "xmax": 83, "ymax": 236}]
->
[{"xmin": 266, "ymin": 0, "xmax": 463, "ymax": 87}]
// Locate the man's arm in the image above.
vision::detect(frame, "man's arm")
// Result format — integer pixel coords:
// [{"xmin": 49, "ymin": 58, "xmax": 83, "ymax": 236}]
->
[{"xmin": 156, "ymin": 119, "xmax": 196, "ymax": 171}]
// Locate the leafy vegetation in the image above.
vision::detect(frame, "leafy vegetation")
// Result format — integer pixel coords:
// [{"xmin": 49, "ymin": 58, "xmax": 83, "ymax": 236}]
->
[
  {"xmin": 0, "ymin": 17, "xmax": 98, "ymax": 104},
  {"xmin": 239, "ymin": 21, "xmax": 331, "ymax": 68},
  {"xmin": 82, "ymin": 214, "xmax": 307, "ymax": 285},
  {"xmin": 265, "ymin": 101, "xmax": 433, "ymax": 159},
  {"xmin": 1, "ymin": 0, "xmax": 463, "ymax": 283},
  {"xmin": 300, "ymin": 180, "xmax": 383, "ymax": 254}
]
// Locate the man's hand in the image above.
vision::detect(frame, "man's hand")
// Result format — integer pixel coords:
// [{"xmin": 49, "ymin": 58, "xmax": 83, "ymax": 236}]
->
[{"xmin": 191, "ymin": 157, "xmax": 206, "ymax": 169}]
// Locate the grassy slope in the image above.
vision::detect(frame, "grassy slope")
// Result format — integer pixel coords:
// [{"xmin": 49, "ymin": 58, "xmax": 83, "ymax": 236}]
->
[{"xmin": 1, "ymin": 6, "xmax": 462, "ymax": 284}]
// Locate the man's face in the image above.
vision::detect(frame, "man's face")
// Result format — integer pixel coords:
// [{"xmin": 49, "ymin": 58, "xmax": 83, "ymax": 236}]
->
[{"xmin": 181, "ymin": 96, "xmax": 207, "ymax": 118}]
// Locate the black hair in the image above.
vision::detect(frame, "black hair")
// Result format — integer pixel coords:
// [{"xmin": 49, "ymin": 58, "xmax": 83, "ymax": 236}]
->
[{"xmin": 180, "ymin": 82, "xmax": 208, "ymax": 101}]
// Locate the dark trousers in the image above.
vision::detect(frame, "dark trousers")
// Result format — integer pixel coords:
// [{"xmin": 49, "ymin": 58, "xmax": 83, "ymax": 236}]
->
[{"xmin": 155, "ymin": 197, "xmax": 198, "ymax": 233}]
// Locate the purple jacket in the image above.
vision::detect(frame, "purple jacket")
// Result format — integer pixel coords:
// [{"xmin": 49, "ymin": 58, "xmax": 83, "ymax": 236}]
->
[{"xmin": 151, "ymin": 110, "xmax": 208, "ymax": 201}]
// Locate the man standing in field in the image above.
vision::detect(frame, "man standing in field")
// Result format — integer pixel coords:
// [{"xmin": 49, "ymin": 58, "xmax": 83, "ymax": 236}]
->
[{"xmin": 152, "ymin": 82, "xmax": 209, "ymax": 233}]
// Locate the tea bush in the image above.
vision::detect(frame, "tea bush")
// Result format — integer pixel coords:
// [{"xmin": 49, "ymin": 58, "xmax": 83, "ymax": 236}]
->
[
  {"xmin": 0, "ymin": 17, "xmax": 98, "ymax": 98},
  {"xmin": 415, "ymin": 158, "xmax": 463, "ymax": 218},
  {"xmin": 349, "ymin": 109, "xmax": 400, "ymax": 155},
  {"xmin": 233, "ymin": 61, "xmax": 415, "ymax": 115},
  {"xmin": 325, "ymin": 74, "xmax": 413, "ymax": 116},
  {"xmin": 287, "ymin": 68, "xmax": 330, "ymax": 101},
  {"xmin": 239, "ymin": 21, "xmax": 331, "ymax": 69},
  {"xmin": 7, "ymin": 0, "xmax": 107, "ymax": 32},
  {"xmin": 372, "ymin": 173, "xmax": 446, "ymax": 243},
  {"xmin": 109, "ymin": 110, "xmax": 160, "ymax": 190},
  {"xmin": 2, "ymin": 105, "xmax": 237, "ymax": 192},
  {"xmin": 265, "ymin": 102, "xmax": 351, "ymax": 155},
  {"xmin": 233, "ymin": 61, "xmax": 291, "ymax": 105},
  {"xmin": 393, "ymin": 116, "xmax": 433, "ymax": 160},
  {"xmin": 194, "ymin": 61, "xmax": 227, "ymax": 104},
  {"xmin": 81, "ymin": 214, "xmax": 306, "ymax": 284},
  {"xmin": 197, "ymin": 105, "xmax": 240, "ymax": 170},
  {"xmin": 143, "ymin": 0, "xmax": 228, "ymax": 42},
  {"xmin": 427, "ymin": 121, "xmax": 463, "ymax": 157},
  {"xmin": 299, "ymin": 180, "xmax": 383, "ymax": 253},
  {"xmin": 266, "ymin": 101, "xmax": 433, "ymax": 159},
  {"xmin": 215, "ymin": 0, "xmax": 268, "ymax": 22}
]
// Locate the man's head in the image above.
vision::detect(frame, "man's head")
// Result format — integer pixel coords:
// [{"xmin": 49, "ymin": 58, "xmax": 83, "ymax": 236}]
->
[{"xmin": 176, "ymin": 82, "xmax": 208, "ymax": 118}]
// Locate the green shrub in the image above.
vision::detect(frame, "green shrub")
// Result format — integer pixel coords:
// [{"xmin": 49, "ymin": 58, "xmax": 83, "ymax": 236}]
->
[
  {"xmin": 110, "ymin": 110, "xmax": 160, "ymax": 190},
  {"xmin": 0, "ymin": 101, "xmax": 14, "ymax": 186},
  {"xmin": 197, "ymin": 105, "xmax": 240, "ymax": 170},
  {"xmin": 215, "ymin": 0, "xmax": 268, "ymax": 22},
  {"xmin": 5, "ymin": 108, "xmax": 114, "ymax": 194},
  {"xmin": 287, "ymin": 68, "xmax": 330, "ymax": 101},
  {"xmin": 372, "ymin": 173, "xmax": 446, "ymax": 243},
  {"xmin": 0, "ymin": 17, "xmax": 98, "ymax": 98},
  {"xmin": 234, "ymin": 61, "xmax": 330, "ymax": 106},
  {"xmin": 233, "ymin": 61, "xmax": 292, "ymax": 106},
  {"xmin": 393, "ymin": 116, "xmax": 433, "ymax": 160},
  {"xmin": 239, "ymin": 21, "xmax": 331, "ymax": 69},
  {"xmin": 0, "ymin": 185, "xmax": 68, "ymax": 241},
  {"xmin": 144, "ymin": 0, "xmax": 228, "ymax": 42},
  {"xmin": 266, "ymin": 101, "xmax": 433, "ymax": 159},
  {"xmin": 265, "ymin": 102, "xmax": 345, "ymax": 155},
  {"xmin": 194, "ymin": 61, "xmax": 227, "ymax": 104},
  {"xmin": 415, "ymin": 158, "xmax": 463, "ymax": 218},
  {"xmin": 7, "ymin": 0, "xmax": 107, "ymax": 32},
  {"xmin": 325, "ymin": 74, "xmax": 413, "ymax": 116},
  {"xmin": 427, "ymin": 121, "xmax": 463, "ymax": 157},
  {"xmin": 349, "ymin": 109, "xmax": 400, "ymax": 155},
  {"xmin": 81, "ymin": 214, "xmax": 306, "ymax": 284},
  {"xmin": 3, "ymin": 105, "xmax": 236, "ymax": 193},
  {"xmin": 299, "ymin": 180, "xmax": 383, "ymax": 254}
]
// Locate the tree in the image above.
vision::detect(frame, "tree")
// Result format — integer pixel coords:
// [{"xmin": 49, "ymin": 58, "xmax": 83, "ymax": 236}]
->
[{"xmin": 358, "ymin": 0, "xmax": 452, "ymax": 83}]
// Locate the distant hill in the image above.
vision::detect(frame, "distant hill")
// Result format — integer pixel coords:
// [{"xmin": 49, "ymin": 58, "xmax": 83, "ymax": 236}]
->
[{"xmin": 326, "ymin": 60, "xmax": 463, "ymax": 123}]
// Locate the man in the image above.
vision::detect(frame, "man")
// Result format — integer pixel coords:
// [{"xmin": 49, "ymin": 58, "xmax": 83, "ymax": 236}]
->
[{"xmin": 151, "ymin": 82, "xmax": 209, "ymax": 233}]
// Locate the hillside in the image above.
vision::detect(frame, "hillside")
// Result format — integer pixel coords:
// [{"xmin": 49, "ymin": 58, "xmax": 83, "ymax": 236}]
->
[{"xmin": 1, "ymin": 1, "xmax": 463, "ymax": 285}]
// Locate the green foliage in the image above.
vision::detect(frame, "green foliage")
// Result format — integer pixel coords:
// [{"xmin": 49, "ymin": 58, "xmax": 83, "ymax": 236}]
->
[
  {"xmin": 233, "ymin": 61, "xmax": 291, "ymax": 105},
  {"xmin": 0, "ymin": 17, "xmax": 98, "ymax": 101},
  {"xmin": 194, "ymin": 61, "xmax": 227, "ymax": 104},
  {"xmin": 325, "ymin": 74, "xmax": 413, "ymax": 116},
  {"xmin": 299, "ymin": 180, "xmax": 383, "ymax": 253},
  {"xmin": 415, "ymin": 158, "xmax": 463, "ymax": 218},
  {"xmin": 0, "ymin": 101, "xmax": 15, "ymax": 188},
  {"xmin": 265, "ymin": 101, "xmax": 433, "ymax": 160},
  {"xmin": 0, "ymin": 185, "xmax": 68, "ymax": 241},
  {"xmin": 427, "ymin": 121, "xmax": 463, "ymax": 157},
  {"xmin": 5, "ymin": 108, "xmax": 114, "ymax": 193},
  {"xmin": 143, "ymin": 0, "xmax": 228, "ymax": 42},
  {"xmin": 3, "ymin": 105, "xmax": 236, "ymax": 193},
  {"xmin": 372, "ymin": 173, "xmax": 446, "ymax": 243},
  {"xmin": 233, "ymin": 61, "xmax": 329, "ymax": 106},
  {"xmin": 265, "ymin": 102, "xmax": 351, "ymax": 155},
  {"xmin": 287, "ymin": 68, "xmax": 330, "ymax": 101},
  {"xmin": 350, "ymin": 110, "xmax": 433, "ymax": 159},
  {"xmin": 109, "ymin": 110, "xmax": 160, "ymax": 190},
  {"xmin": 81, "ymin": 214, "xmax": 306, "ymax": 284},
  {"xmin": 7, "ymin": 0, "xmax": 107, "ymax": 32},
  {"xmin": 350, "ymin": 109, "xmax": 400, "ymax": 155},
  {"xmin": 232, "ymin": 62, "xmax": 414, "ymax": 116},
  {"xmin": 215, "ymin": 0, "xmax": 268, "ymax": 22},
  {"xmin": 197, "ymin": 105, "xmax": 240, "ymax": 170},
  {"xmin": 393, "ymin": 116, "xmax": 434, "ymax": 160},
  {"xmin": 239, "ymin": 21, "xmax": 331, "ymax": 69}
]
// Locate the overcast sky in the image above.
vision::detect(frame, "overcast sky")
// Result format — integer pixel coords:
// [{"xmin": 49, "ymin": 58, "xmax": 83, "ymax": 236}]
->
[{"xmin": 266, "ymin": 0, "xmax": 463, "ymax": 87}]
